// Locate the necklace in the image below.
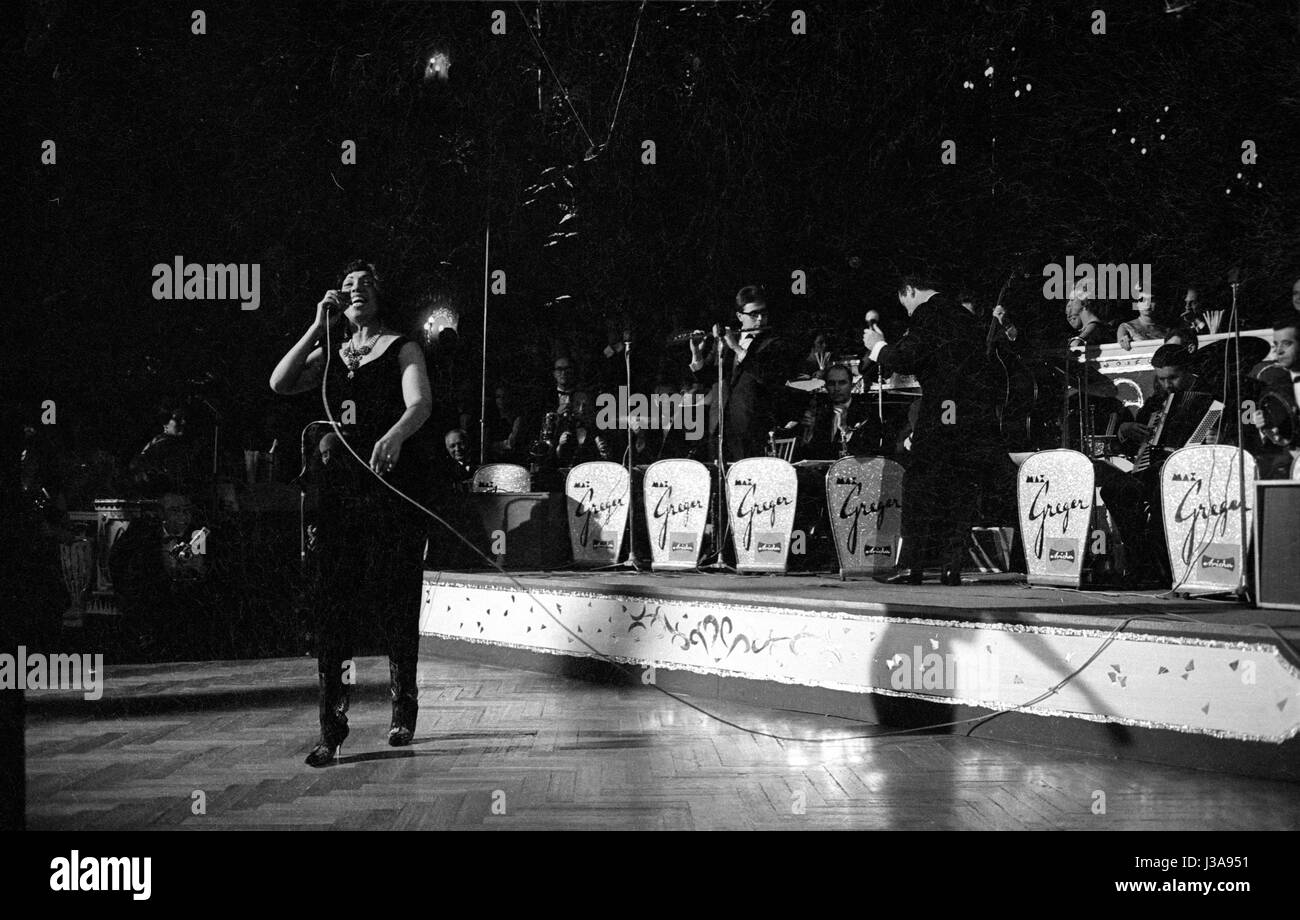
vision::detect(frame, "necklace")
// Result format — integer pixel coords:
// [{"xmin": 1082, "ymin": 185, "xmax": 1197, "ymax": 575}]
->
[{"xmin": 342, "ymin": 332, "xmax": 382, "ymax": 378}]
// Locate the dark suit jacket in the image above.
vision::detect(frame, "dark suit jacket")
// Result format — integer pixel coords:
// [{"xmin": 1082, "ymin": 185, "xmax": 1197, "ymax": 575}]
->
[
  {"xmin": 873, "ymin": 293, "xmax": 1001, "ymax": 456},
  {"xmin": 693, "ymin": 328, "xmax": 799, "ymax": 462}
]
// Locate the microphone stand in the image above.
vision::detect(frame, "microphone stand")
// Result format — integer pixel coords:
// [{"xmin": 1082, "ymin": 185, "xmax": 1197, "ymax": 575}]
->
[
  {"xmin": 192, "ymin": 394, "xmax": 222, "ymax": 519},
  {"xmin": 699, "ymin": 332, "xmax": 732, "ymax": 571},
  {"xmin": 610, "ymin": 336, "xmax": 643, "ymax": 572},
  {"xmin": 1060, "ymin": 343, "xmax": 1073, "ymax": 449},
  {"xmin": 1229, "ymin": 275, "xmax": 1251, "ymax": 604},
  {"xmin": 478, "ymin": 223, "xmax": 490, "ymax": 466}
]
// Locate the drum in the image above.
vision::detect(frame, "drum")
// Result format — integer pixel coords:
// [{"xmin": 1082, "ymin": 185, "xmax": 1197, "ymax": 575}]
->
[{"xmin": 1258, "ymin": 391, "xmax": 1298, "ymax": 448}]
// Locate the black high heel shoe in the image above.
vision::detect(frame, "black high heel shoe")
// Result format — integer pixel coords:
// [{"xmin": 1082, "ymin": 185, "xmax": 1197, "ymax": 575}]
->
[
  {"xmin": 305, "ymin": 738, "xmax": 343, "ymax": 767},
  {"xmin": 874, "ymin": 567, "xmax": 924, "ymax": 585},
  {"xmin": 388, "ymin": 661, "xmax": 418, "ymax": 747}
]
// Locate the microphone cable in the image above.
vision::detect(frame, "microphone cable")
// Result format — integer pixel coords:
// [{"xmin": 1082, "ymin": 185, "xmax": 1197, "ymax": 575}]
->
[{"xmin": 314, "ymin": 316, "xmax": 1183, "ymax": 746}]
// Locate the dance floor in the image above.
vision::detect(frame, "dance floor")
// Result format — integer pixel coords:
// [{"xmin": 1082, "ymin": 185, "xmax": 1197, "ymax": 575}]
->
[{"xmin": 25, "ymin": 655, "xmax": 1300, "ymax": 831}]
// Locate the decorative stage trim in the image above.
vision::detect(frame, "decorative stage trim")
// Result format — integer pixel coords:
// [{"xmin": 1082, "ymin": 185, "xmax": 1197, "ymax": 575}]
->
[{"xmin": 421, "ymin": 576, "xmax": 1300, "ymax": 743}]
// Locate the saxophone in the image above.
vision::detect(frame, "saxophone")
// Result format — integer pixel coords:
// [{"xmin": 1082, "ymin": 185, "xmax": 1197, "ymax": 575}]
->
[{"xmin": 529, "ymin": 411, "xmax": 559, "ymax": 471}]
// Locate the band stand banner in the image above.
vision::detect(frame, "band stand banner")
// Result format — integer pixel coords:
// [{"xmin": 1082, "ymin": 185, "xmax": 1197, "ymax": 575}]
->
[
  {"xmin": 726, "ymin": 457, "xmax": 798, "ymax": 573},
  {"xmin": 472, "ymin": 463, "xmax": 531, "ymax": 493},
  {"xmin": 643, "ymin": 459, "xmax": 710, "ymax": 571},
  {"xmin": 1017, "ymin": 449, "xmax": 1094, "ymax": 588},
  {"xmin": 565, "ymin": 461, "xmax": 631, "ymax": 568},
  {"xmin": 1161, "ymin": 445, "xmax": 1256, "ymax": 595},
  {"xmin": 825, "ymin": 457, "xmax": 904, "ymax": 576}
]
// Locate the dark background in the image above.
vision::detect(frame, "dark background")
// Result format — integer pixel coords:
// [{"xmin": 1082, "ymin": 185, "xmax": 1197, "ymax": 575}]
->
[{"xmin": 11, "ymin": 0, "xmax": 1299, "ymax": 464}]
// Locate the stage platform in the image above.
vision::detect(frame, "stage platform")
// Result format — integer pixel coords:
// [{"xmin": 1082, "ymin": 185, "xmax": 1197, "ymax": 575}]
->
[{"xmin": 420, "ymin": 569, "xmax": 1300, "ymax": 782}]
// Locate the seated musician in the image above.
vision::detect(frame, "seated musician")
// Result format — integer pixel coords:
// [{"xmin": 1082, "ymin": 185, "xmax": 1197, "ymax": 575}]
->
[
  {"xmin": 1252, "ymin": 318, "xmax": 1300, "ymax": 478},
  {"xmin": 802, "ymin": 333, "xmax": 832, "ymax": 380},
  {"xmin": 1094, "ymin": 344, "xmax": 1212, "ymax": 585},
  {"xmin": 443, "ymin": 428, "xmax": 475, "ymax": 489},
  {"xmin": 555, "ymin": 391, "xmax": 611, "ymax": 466},
  {"xmin": 485, "ymin": 383, "xmax": 526, "ymax": 463},
  {"xmin": 131, "ymin": 401, "xmax": 203, "ymax": 498},
  {"xmin": 626, "ymin": 380, "xmax": 697, "ymax": 464},
  {"xmin": 799, "ymin": 364, "xmax": 882, "ymax": 459}
]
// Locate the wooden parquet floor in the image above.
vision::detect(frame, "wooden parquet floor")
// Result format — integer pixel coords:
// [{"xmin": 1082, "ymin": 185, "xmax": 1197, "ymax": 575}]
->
[{"xmin": 24, "ymin": 656, "xmax": 1300, "ymax": 830}]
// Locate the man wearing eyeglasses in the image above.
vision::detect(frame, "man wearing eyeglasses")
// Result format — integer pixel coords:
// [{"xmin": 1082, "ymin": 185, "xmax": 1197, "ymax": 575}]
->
[{"xmin": 688, "ymin": 284, "xmax": 798, "ymax": 462}]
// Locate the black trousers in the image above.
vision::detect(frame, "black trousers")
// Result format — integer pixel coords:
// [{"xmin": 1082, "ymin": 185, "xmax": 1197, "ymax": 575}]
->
[
  {"xmin": 898, "ymin": 422, "xmax": 1016, "ymax": 570},
  {"xmin": 1093, "ymin": 461, "xmax": 1168, "ymax": 580},
  {"xmin": 311, "ymin": 487, "xmax": 427, "ymax": 745}
]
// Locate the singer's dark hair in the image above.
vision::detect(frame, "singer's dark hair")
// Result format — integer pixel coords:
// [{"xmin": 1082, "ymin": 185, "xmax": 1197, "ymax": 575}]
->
[
  {"xmin": 156, "ymin": 400, "xmax": 188, "ymax": 429},
  {"xmin": 340, "ymin": 259, "xmax": 382, "ymax": 290},
  {"xmin": 735, "ymin": 284, "xmax": 768, "ymax": 310},
  {"xmin": 825, "ymin": 363, "xmax": 853, "ymax": 381},
  {"xmin": 339, "ymin": 258, "xmax": 406, "ymax": 329},
  {"xmin": 897, "ymin": 273, "xmax": 946, "ymax": 294}
]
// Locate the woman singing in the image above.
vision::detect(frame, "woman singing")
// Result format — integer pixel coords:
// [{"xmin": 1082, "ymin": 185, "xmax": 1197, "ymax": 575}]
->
[{"xmin": 270, "ymin": 260, "xmax": 433, "ymax": 767}]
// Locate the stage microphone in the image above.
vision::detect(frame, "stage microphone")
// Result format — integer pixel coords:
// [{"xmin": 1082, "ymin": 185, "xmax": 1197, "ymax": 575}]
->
[
  {"xmin": 864, "ymin": 309, "xmax": 882, "ymax": 329},
  {"xmin": 1227, "ymin": 266, "xmax": 1243, "ymax": 286}
]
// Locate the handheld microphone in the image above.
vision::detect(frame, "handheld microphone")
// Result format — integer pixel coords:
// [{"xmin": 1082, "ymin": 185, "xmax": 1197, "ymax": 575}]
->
[{"xmin": 864, "ymin": 310, "xmax": 882, "ymax": 329}]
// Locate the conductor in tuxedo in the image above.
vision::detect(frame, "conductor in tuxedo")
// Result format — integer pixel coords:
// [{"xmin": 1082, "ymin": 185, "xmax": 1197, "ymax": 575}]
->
[
  {"xmin": 688, "ymin": 285, "xmax": 799, "ymax": 462},
  {"xmin": 861, "ymin": 274, "xmax": 1013, "ymax": 585}
]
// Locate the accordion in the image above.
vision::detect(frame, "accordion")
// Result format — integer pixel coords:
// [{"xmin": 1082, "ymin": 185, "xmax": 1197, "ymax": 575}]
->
[{"xmin": 1133, "ymin": 391, "xmax": 1223, "ymax": 473}]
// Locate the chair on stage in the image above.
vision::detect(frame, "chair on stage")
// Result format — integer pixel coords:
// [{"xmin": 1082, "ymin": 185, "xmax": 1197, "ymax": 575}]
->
[
  {"xmin": 471, "ymin": 463, "xmax": 532, "ymax": 494},
  {"xmin": 767, "ymin": 432, "xmax": 797, "ymax": 463}
]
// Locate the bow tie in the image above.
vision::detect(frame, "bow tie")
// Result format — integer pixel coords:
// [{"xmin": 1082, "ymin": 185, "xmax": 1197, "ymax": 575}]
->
[{"xmin": 740, "ymin": 331, "xmax": 758, "ymax": 341}]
